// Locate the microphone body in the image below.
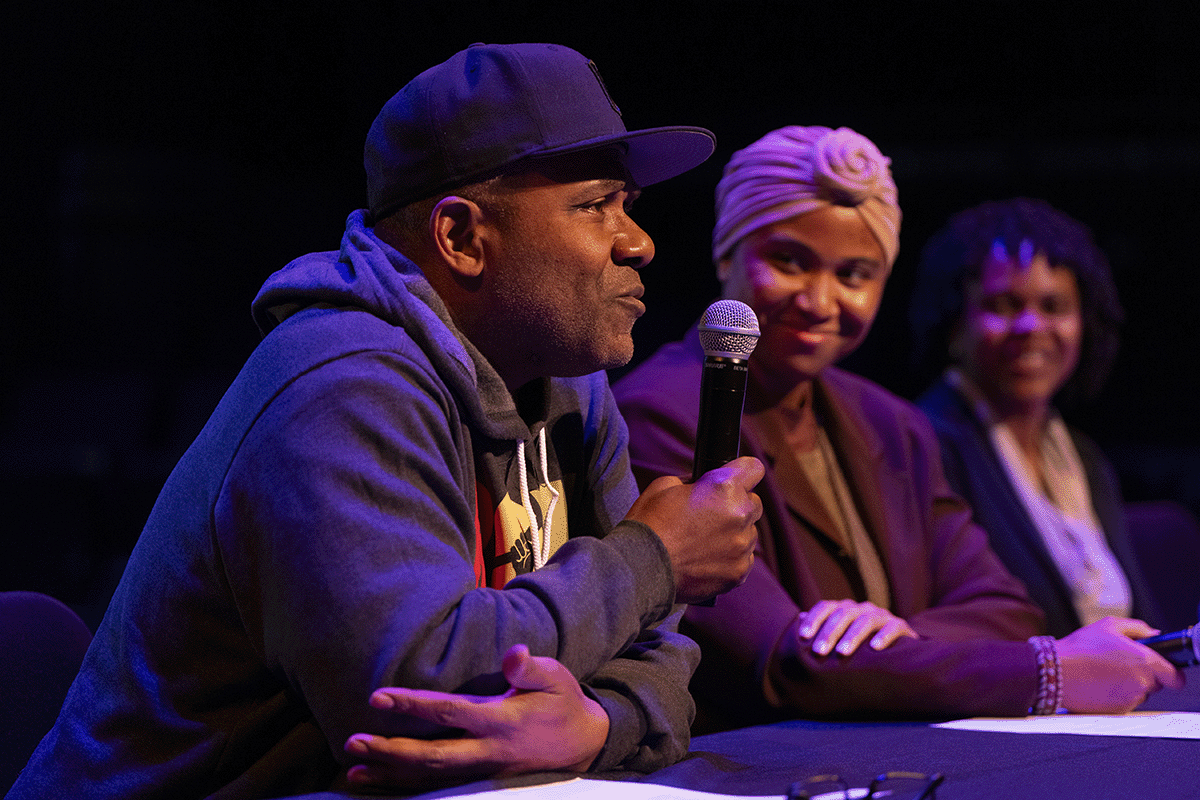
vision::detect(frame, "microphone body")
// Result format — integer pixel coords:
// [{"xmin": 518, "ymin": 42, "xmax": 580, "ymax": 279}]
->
[
  {"xmin": 1138, "ymin": 624, "xmax": 1199, "ymax": 668},
  {"xmin": 693, "ymin": 356, "xmax": 750, "ymax": 480},
  {"xmin": 693, "ymin": 300, "xmax": 760, "ymax": 481}
]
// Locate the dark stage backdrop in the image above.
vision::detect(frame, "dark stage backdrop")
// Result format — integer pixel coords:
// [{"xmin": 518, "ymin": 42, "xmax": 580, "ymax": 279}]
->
[{"xmin": 3, "ymin": 0, "xmax": 1198, "ymax": 626}]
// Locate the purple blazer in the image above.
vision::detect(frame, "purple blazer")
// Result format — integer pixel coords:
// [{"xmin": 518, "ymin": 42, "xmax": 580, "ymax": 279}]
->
[{"xmin": 615, "ymin": 333, "xmax": 1045, "ymax": 729}]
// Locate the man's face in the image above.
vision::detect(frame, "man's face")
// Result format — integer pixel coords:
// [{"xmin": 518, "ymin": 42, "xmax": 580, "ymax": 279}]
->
[
  {"xmin": 718, "ymin": 205, "xmax": 889, "ymax": 399},
  {"xmin": 479, "ymin": 152, "xmax": 654, "ymax": 389}
]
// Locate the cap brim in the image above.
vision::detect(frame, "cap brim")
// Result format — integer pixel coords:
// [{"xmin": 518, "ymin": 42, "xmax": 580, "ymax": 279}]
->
[{"xmin": 534, "ymin": 126, "xmax": 716, "ymax": 188}]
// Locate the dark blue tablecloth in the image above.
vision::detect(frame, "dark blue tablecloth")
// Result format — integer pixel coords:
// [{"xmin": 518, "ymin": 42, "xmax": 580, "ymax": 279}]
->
[{"xmin": 277, "ymin": 679, "xmax": 1200, "ymax": 799}]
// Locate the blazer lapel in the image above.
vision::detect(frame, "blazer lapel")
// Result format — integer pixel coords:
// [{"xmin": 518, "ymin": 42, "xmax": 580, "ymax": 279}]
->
[
  {"xmin": 814, "ymin": 373, "xmax": 906, "ymax": 592},
  {"xmin": 744, "ymin": 406, "xmax": 842, "ymax": 547}
]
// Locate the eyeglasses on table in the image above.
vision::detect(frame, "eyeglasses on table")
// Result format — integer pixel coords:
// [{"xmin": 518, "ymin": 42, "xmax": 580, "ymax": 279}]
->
[{"xmin": 788, "ymin": 771, "xmax": 944, "ymax": 800}]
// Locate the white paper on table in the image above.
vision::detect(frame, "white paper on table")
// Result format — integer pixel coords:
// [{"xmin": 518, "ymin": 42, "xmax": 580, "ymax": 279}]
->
[
  {"xmin": 933, "ymin": 711, "xmax": 1200, "ymax": 739},
  {"xmin": 425, "ymin": 777, "xmax": 786, "ymax": 800}
]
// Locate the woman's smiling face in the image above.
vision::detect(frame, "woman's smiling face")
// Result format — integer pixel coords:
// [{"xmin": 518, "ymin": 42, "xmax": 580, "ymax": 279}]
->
[
  {"xmin": 718, "ymin": 204, "xmax": 889, "ymax": 398},
  {"xmin": 954, "ymin": 243, "xmax": 1083, "ymax": 419}
]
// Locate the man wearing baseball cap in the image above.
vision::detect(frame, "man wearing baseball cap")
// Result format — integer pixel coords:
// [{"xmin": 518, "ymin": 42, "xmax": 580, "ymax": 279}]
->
[{"xmin": 9, "ymin": 43, "xmax": 763, "ymax": 798}]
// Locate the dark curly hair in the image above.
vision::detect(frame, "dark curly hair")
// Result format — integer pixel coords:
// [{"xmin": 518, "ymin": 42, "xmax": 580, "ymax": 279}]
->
[{"xmin": 908, "ymin": 197, "xmax": 1124, "ymax": 407}]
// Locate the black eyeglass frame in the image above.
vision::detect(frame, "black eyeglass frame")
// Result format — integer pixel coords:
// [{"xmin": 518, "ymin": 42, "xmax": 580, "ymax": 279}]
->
[{"xmin": 787, "ymin": 771, "xmax": 945, "ymax": 800}]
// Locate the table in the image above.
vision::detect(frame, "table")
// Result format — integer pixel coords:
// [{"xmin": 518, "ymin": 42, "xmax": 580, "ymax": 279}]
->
[
  {"xmin": 281, "ymin": 680, "xmax": 1200, "ymax": 799},
  {"xmin": 645, "ymin": 683, "xmax": 1200, "ymax": 798}
]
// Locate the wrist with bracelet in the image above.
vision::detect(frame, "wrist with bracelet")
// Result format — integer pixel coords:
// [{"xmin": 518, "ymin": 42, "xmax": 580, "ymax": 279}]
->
[{"xmin": 1028, "ymin": 635, "xmax": 1062, "ymax": 715}]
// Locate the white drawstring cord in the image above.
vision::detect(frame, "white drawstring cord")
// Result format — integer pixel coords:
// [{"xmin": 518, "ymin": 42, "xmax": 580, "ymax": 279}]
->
[{"xmin": 516, "ymin": 427, "xmax": 560, "ymax": 570}]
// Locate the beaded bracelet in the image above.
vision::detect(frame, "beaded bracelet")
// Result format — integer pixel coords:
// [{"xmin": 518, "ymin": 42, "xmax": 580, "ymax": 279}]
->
[{"xmin": 1028, "ymin": 635, "xmax": 1062, "ymax": 715}]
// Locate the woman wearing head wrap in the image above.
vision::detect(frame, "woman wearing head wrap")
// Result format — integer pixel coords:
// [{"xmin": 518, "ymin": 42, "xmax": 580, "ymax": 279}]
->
[
  {"xmin": 614, "ymin": 126, "xmax": 1181, "ymax": 729},
  {"xmin": 910, "ymin": 198, "xmax": 1175, "ymax": 636}
]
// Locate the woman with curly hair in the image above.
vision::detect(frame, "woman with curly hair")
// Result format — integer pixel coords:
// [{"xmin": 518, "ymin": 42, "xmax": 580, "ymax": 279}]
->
[
  {"xmin": 615, "ymin": 128, "xmax": 1180, "ymax": 730},
  {"xmin": 911, "ymin": 198, "xmax": 1163, "ymax": 638}
]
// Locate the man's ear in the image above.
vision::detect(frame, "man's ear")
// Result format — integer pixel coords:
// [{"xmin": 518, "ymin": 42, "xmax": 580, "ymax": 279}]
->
[{"xmin": 430, "ymin": 196, "xmax": 486, "ymax": 278}]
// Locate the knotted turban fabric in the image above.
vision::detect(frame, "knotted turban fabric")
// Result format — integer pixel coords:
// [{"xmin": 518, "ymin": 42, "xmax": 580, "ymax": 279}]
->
[{"xmin": 712, "ymin": 125, "xmax": 901, "ymax": 268}]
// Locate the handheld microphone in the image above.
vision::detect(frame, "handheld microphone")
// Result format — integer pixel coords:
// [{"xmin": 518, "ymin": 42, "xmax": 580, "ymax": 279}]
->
[
  {"xmin": 1137, "ymin": 623, "xmax": 1199, "ymax": 668},
  {"xmin": 693, "ymin": 299, "xmax": 760, "ymax": 481}
]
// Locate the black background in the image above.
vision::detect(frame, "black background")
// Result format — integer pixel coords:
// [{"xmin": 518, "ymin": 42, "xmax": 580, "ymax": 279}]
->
[{"xmin": 3, "ymin": 0, "xmax": 1198, "ymax": 626}]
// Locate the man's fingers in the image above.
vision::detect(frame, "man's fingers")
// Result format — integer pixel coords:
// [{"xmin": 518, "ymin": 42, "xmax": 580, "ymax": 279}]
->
[
  {"xmin": 345, "ymin": 734, "xmax": 498, "ymax": 785},
  {"xmin": 725, "ymin": 455, "xmax": 766, "ymax": 489},
  {"xmin": 500, "ymin": 643, "xmax": 559, "ymax": 694},
  {"xmin": 500, "ymin": 644, "xmax": 533, "ymax": 684},
  {"xmin": 697, "ymin": 456, "xmax": 765, "ymax": 489},
  {"xmin": 346, "ymin": 732, "xmax": 489, "ymax": 767},
  {"xmin": 369, "ymin": 687, "xmax": 494, "ymax": 731},
  {"xmin": 639, "ymin": 474, "xmax": 684, "ymax": 497}
]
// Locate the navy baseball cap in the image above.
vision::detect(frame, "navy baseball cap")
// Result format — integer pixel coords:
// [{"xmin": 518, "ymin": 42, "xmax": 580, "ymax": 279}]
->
[{"xmin": 365, "ymin": 42, "xmax": 716, "ymax": 220}]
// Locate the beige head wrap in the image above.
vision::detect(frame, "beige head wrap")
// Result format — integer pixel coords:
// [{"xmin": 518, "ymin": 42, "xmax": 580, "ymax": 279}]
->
[{"xmin": 712, "ymin": 125, "xmax": 901, "ymax": 267}]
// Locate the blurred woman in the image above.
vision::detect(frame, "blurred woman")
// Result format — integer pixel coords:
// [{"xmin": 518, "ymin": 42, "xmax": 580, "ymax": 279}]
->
[
  {"xmin": 615, "ymin": 127, "xmax": 1180, "ymax": 731},
  {"xmin": 910, "ymin": 198, "xmax": 1162, "ymax": 637}
]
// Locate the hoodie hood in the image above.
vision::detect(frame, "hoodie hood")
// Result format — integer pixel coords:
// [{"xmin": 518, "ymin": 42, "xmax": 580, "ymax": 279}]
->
[{"xmin": 250, "ymin": 210, "xmax": 538, "ymax": 443}]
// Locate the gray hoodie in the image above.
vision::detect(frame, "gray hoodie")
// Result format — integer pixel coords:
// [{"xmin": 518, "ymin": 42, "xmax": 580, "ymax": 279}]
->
[{"xmin": 8, "ymin": 211, "xmax": 697, "ymax": 800}]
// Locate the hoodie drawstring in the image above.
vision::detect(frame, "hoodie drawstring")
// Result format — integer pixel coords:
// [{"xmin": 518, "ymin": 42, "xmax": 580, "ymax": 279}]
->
[{"xmin": 516, "ymin": 428, "xmax": 560, "ymax": 570}]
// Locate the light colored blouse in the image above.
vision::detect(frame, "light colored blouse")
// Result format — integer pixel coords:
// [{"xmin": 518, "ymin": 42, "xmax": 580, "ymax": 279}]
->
[{"xmin": 948, "ymin": 369, "xmax": 1131, "ymax": 625}]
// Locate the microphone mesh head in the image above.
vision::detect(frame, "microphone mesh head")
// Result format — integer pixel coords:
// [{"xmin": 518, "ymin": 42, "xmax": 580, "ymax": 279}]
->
[{"xmin": 698, "ymin": 299, "xmax": 760, "ymax": 358}]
